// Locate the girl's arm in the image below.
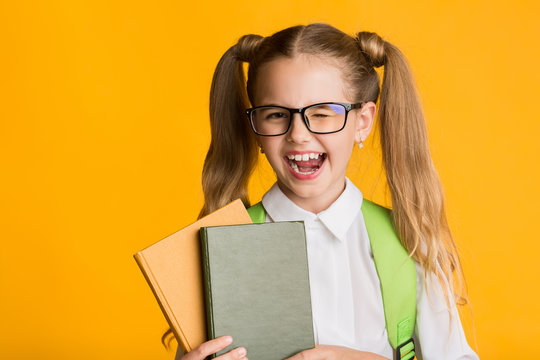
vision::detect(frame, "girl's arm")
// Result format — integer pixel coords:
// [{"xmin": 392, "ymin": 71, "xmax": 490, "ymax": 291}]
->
[
  {"xmin": 286, "ymin": 263, "xmax": 479, "ymax": 360},
  {"xmin": 285, "ymin": 345, "xmax": 388, "ymax": 360},
  {"xmin": 414, "ymin": 263, "xmax": 479, "ymax": 360}
]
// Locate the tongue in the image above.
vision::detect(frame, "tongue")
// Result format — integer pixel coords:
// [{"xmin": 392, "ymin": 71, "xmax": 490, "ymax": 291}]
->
[
  {"xmin": 295, "ymin": 158, "xmax": 322, "ymax": 171},
  {"xmin": 296, "ymin": 159, "xmax": 321, "ymax": 166}
]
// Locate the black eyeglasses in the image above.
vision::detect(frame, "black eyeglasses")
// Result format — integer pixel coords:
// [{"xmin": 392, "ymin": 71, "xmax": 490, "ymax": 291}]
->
[{"xmin": 246, "ymin": 102, "xmax": 364, "ymax": 136}]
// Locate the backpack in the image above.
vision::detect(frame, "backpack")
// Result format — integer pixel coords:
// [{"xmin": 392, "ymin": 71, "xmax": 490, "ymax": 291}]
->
[{"xmin": 247, "ymin": 200, "xmax": 417, "ymax": 360}]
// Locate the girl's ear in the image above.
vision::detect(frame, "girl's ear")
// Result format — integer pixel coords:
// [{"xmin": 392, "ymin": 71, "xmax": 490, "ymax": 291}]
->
[
  {"xmin": 255, "ymin": 138, "xmax": 265, "ymax": 153},
  {"xmin": 354, "ymin": 101, "xmax": 376, "ymax": 144}
]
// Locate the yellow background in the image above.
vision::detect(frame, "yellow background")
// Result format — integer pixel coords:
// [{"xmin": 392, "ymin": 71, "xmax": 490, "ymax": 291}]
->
[{"xmin": 1, "ymin": 1, "xmax": 538, "ymax": 359}]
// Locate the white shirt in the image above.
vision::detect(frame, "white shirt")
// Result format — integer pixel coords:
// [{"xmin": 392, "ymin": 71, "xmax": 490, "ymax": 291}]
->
[
  {"xmin": 260, "ymin": 178, "xmax": 478, "ymax": 360},
  {"xmin": 175, "ymin": 178, "xmax": 479, "ymax": 360}
]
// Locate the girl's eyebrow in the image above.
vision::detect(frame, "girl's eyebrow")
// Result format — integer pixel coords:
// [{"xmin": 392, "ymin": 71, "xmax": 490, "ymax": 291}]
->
[
  {"xmin": 254, "ymin": 97, "xmax": 285, "ymax": 106},
  {"xmin": 256, "ymin": 103, "xmax": 285, "ymax": 107},
  {"xmin": 256, "ymin": 100, "xmax": 343, "ymax": 108}
]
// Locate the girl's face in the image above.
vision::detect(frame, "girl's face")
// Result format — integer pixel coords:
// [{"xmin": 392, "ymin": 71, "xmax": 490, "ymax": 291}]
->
[{"xmin": 253, "ymin": 55, "xmax": 375, "ymax": 213}]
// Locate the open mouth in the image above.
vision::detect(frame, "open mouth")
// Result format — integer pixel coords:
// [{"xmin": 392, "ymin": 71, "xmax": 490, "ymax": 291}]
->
[{"xmin": 285, "ymin": 152, "xmax": 327, "ymax": 175}]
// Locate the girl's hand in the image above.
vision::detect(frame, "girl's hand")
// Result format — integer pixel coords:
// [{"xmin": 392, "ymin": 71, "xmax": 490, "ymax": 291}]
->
[
  {"xmin": 285, "ymin": 345, "xmax": 389, "ymax": 360},
  {"xmin": 181, "ymin": 336, "xmax": 247, "ymax": 360}
]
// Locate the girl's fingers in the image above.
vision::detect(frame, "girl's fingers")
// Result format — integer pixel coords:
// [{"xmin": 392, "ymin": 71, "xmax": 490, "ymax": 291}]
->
[
  {"xmin": 187, "ymin": 336, "xmax": 233, "ymax": 359},
  {"xmin": 284, "ymin": 348, "xmax": 321, "ymax": 360},
  {"xmin": 214, "ymin": 346, "xmax": 247, "ymax": 360}
]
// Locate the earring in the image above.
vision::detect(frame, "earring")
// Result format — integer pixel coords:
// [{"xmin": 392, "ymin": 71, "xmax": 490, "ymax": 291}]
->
[
  {"xmin": 358, "ymin": 139, "xmax": 364, "ymax": 149},
  {"xmin": 259, "ymin": 145, "xmax": 265, "ymax": 154}
]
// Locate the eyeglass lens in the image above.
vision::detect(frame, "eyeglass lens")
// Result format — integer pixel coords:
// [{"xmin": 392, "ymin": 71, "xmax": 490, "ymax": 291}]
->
[{"xmin": 251, "ymin": 103, "xmax": 347, "ymax": 135}]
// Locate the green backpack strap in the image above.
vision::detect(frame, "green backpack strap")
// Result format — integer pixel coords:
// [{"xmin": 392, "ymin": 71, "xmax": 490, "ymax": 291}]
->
[
  {"xmin": 247, "ymin": 200, "xmax": 417, "ymax": 360},
  {"xmin": 361, "ymin": 199, "xmax": 417, "ymax": 360},
  {"xmin": 247, "ymin": 202, "xmax": 266, "ymax": 224}
]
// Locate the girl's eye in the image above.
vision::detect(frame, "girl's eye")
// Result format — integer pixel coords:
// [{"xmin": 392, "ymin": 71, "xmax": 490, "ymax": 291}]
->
[
  {"xmin": 308, "ymin": 111, "xmax": 335, "ymax": 120},
  {"xmin": 306, "ymin": 104, "xmax": 345, "ymax": 119},
  {"xmin": 310, "ymin": 113, "xmax": 330, "ymax": 118},
  {"xmin": 266, "ymin": 112, "xmax": 288, "ymax": 119}
]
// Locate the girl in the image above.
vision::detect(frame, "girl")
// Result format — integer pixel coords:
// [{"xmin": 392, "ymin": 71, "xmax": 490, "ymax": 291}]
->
[{"xmin": 174, "ymin": 23, "xmax": 478, "ymax": 360}]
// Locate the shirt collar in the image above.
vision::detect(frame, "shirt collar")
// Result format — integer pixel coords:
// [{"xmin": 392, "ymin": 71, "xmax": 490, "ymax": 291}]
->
[
  {"xmin": 261, "ymin": 178, "xmax": 363, "ymax": 242},
  {"xmin": 261, "ymin": 183, "xmax": 318, "ymax": 223}
]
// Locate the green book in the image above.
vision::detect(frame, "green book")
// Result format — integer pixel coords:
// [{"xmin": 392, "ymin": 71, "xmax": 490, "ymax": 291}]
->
[{"xmin": 200, "ymin": 222, "xmax": 315, "ymax": 360}]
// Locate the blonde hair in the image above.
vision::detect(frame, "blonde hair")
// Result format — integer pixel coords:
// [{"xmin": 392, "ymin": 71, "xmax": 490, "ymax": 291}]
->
[{"xmin": 162, "ymin": 23, "xmax": 469, "ymax": 349}]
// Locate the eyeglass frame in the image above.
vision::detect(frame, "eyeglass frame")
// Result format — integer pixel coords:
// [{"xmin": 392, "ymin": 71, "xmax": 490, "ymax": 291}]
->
[{"xmin": 245, "ymin": 101, "xmax": 365, "ymax": 136}]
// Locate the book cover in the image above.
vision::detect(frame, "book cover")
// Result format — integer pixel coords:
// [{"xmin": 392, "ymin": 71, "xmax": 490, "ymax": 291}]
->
[
  {"xmin": 200, "ymin": 222, "xmax": 315, "ymax": 360},
  {"xmin": 133, "ymin": 199, "xmax": 253, "ymax": 354}
]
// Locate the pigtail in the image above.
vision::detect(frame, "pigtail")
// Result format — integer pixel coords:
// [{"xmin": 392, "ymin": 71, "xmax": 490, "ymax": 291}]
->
[
  {"xmin": 199, "ymin": 35, "xmax": 264, "ymax": 218},
  {"xmin": 161, "ymin": 35, "xmax": 264, "ymax": 351},
  {"xmin": 356, "ymin": 32, "xmax": 467, "ymax": 308}
]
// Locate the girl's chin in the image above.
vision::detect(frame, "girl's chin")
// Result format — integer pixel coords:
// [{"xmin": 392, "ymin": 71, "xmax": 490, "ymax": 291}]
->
[
  {"xmin": 280, "ymin": 184, "xmax": 320, "ymax": 200},
  {"xmin": 277, "ymin": 177, "xmax": 328, "ymax": 199},
  {"xmin": 277, "ymin": 182, "xmax": 338, "ymax": 213}
]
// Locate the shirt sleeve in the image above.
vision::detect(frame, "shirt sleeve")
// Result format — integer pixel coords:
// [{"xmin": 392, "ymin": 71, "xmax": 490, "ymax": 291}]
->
[{"xmin": 414, "ymin": 263, "xmax": 479, "ymax": 360}]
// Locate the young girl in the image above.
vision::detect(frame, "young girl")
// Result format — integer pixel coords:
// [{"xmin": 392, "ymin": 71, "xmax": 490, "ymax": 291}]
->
[{"xmin": 174, "ymin": 23, "xmax": 478, "ymax": 360}]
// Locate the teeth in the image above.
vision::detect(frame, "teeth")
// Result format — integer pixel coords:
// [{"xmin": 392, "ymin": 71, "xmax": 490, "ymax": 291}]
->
[
  {"xmin": 287, "ymin": 152, "xmax": 324, "ymax": 161},
  {"xmin": 294, "ymin": 168, "xmax": 317, "ymax": 175}
]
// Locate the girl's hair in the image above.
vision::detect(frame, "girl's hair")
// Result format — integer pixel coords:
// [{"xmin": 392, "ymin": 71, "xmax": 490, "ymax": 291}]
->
[{"xmin": 162, "ymin": 23, "xmax": 468, "ymax": 349}]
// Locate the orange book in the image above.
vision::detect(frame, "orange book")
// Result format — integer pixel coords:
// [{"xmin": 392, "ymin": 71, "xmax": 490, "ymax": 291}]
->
[{"xmin": 133, "ymin": 199, "xmax": 253, "ymax": 353}]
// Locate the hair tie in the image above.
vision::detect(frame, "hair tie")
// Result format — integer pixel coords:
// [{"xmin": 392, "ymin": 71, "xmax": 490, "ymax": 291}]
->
[
  {"xmin": 235, "ymin": 34, "xmax": 264, "ymax": 63},
  {"xmin": 355, "ymin": 31, "xmax": 386, "ymax": 68}
]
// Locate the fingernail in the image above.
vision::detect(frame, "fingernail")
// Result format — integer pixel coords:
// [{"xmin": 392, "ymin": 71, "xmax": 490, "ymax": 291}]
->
[
  {"xmin": 223, "ymin": 335, "xmax": 233, "ymax": 344},
  {"xmin": 237, "ymin": 347, "xmax": 246, "ymax": 357}
]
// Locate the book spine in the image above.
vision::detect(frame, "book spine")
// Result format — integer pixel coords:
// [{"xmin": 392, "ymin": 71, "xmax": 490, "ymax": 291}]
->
[
  {"xmin": 133, "ymin": 252, "xmax": 190, "ymax": 353},
  {"xmin": 199, "ymin": 227, "xmax": 216, "ymax": 358}
]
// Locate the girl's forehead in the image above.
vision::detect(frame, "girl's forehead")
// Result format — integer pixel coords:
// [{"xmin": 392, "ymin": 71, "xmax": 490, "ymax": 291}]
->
[
  {"xmin": 256, "ymin": 54, "xmax": 345, "ymax": 79},
  {"xmin": 252, "ymin": 55, "xmax": 351, "ymax": 107}
]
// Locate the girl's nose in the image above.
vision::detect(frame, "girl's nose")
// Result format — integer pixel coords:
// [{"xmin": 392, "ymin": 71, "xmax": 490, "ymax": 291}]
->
[{"xmin": 286, "ymin": 113, "xmax": 312, "ymax": 144}]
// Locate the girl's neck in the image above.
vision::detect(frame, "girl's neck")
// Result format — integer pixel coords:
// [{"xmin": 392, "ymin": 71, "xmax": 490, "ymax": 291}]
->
[{"xmin": 276, "ymin": 179, "xmax": 347, "ymax": 214}]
